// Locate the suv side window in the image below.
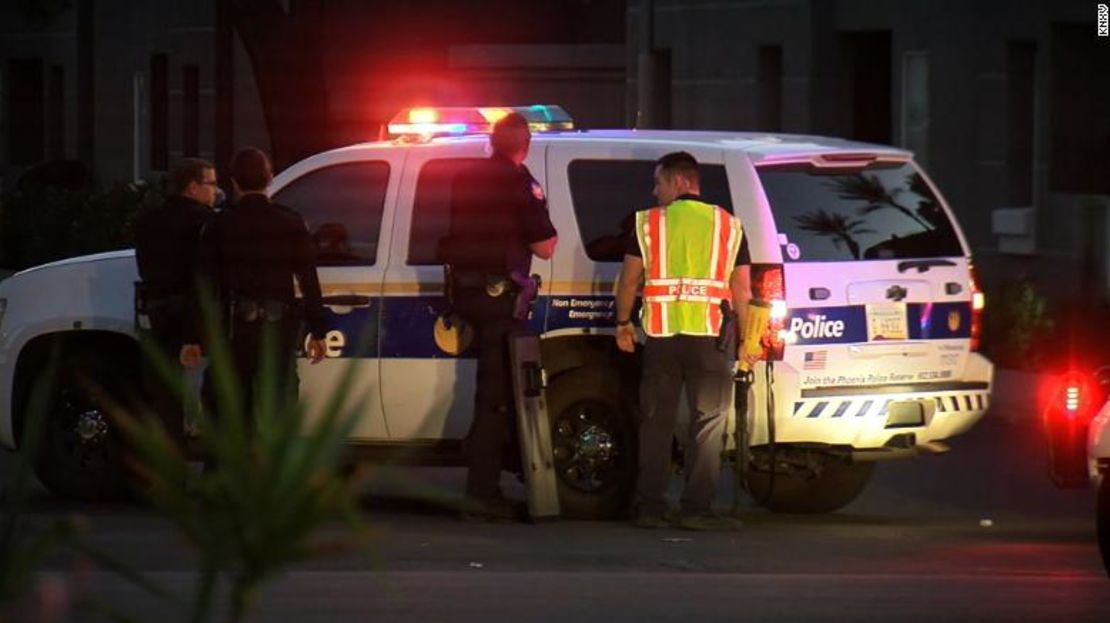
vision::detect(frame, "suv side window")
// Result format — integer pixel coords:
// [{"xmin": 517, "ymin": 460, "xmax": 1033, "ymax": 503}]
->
[
  {"xmin": 271, "ymin": 161, "xmax": 390, "ymax": 266},
  {"xmin": 407, "ymin": 158, "xmax": 485, "ymax": 265},
  {"xmin": 567, "ymin": 160, "xmax": 733, "ymax": 262}
]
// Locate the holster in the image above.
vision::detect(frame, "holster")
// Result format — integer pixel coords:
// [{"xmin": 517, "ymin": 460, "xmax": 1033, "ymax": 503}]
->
[
  {"xmin": 509, "ymin": 271, "xmax": 541, "ymax": 321},
  {"xmin": 716, "ymin": 299, "xmax": 736, "ymax": 354}
]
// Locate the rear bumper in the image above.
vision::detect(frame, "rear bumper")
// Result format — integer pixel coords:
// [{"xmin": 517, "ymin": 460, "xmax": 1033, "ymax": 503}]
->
[{"xmin": 748, "ymin": 353, "xmax": 994, "ymax": 450}]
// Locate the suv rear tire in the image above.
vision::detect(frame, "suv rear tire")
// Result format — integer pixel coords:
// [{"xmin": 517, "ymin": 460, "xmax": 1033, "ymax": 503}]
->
[
  {"xmin": 746, "ymin": 455, "xmax": 874, "ymax": 514},
  {"xmin": 31, "ymin": 353, "xmax": 134, "ymax": 501},
  {"xmin": 545, "ymin": 366, "xmax": 636, "ymax": 519}
]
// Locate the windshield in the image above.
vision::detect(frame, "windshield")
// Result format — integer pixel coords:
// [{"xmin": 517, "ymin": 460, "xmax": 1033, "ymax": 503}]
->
[{"xmin": 757, "ymin": 161, "xmax": 963, "ymax": 262}]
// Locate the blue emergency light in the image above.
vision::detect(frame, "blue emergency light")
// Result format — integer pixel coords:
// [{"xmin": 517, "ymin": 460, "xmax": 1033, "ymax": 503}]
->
[{"xmin": 387, "ymin": 105, "xmax": 574, "ymax": 138}]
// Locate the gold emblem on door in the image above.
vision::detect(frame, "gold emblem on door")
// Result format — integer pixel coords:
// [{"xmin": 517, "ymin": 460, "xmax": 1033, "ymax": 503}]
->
[{"xmin": 948, "ymin": 310, "xmax": 961, "ymax": 332}]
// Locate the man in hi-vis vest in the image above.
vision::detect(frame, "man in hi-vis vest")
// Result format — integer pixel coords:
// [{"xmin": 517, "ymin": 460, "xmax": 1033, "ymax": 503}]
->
[{"xmin": 615, "ymin": 151, "xmax": 752, "ymax": 531}]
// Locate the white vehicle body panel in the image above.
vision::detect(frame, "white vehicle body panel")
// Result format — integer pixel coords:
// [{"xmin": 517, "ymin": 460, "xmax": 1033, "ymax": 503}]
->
[{"xmin": 0, "ymin": 128, "xmax": 993, "ymax": 457}]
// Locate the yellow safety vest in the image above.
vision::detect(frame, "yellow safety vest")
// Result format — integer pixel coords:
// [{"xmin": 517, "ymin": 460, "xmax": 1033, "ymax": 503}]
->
[{"xmin": 635, "ymin": 198, "xmax": 744, "ymax": 337}]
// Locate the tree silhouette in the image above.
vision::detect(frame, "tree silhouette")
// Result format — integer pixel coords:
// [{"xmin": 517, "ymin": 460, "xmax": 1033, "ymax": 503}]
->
[
  {"xmin": 906, "ymin": 172, "xmax": 949, "ymax": 230},
  {"xmin": 793, "ymin": 208, "xmax": 875, "ymax": 259},
  {"xmin": 828, "ymin": 173, "xmax": 933, "ymax": 231}
]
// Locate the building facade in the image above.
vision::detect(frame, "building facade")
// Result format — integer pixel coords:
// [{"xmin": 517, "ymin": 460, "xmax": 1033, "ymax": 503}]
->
[{"xmin": 627, "ymin": 0, "xmax": 1110, "ymax": 301}]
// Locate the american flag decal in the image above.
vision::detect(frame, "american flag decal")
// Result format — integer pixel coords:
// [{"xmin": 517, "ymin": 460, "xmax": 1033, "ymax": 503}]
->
[{"xmin": 803, "ymin": 350, "xmax": 827, "ymax": 370}]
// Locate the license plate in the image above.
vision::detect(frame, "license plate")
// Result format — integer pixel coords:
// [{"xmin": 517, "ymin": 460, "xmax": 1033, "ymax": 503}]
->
[
  {"xmin": 885, "ymin": 400, "xmax": 926, "ymax": 428},
  {"xmin": 866, "ymin": 303, "xmax": 908, "ymax": 341}
]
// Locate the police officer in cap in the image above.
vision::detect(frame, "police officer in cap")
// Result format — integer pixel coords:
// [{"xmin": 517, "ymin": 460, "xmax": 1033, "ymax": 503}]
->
[
  {"xmin": 441, "ymin": 112, "xmax": 558, "ymax": 520},
  {"xmin": 180, "ymin": 147, "xmax": 327, "ymax": 421},
  {"xmin": 135, "ymin": 158, "xmax": 219, "ymax": 445}
]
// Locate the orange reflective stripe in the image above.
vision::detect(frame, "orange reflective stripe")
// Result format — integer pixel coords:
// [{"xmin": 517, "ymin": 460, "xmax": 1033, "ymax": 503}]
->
[
  {"xmin": 710, "ymin": 208, "xmax": 732, "ymax": 333},
  {"xmin": 647, "ymin": 209, "xmax": 663, "ymax": 281},
  {"xmin": 647, "ymin": 208, "xmax": 664, "ymax": 336},
  {"xmin": 714, "ymin": 209, "xmax": 731, "ymax": 283}
]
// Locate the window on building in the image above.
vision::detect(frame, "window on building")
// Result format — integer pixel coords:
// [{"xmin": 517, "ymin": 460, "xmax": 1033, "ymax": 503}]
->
[
  {"xmin": 150, "ymin": 53, "xmax": 168, "ymax": 171},
  {"xmin": 756, "ymin": 45, "xmax": 784, "ymax": 132},
  {"xmin": 843, "ymin": 31, "xmax": 892, "ymax": 145},
  {"xmin": 5, "ymin": 58, "xmax": 45, "ymax": 165},
  {"xmin": 407, "ymin": 158, "xmax": 485, "ymax": 265},
  {"xmin": 568, "ymin": 160, "xmax": 734, "ymax": 262},
  {"xmin": 182, "ymin": 65, "xmax": 199, "ymax": 157},
  {"xmin": 1006, "ymin": 41, "xmax": 1036, "ymax": 205},
  {"xmin": 48, "ymin": 65, "xmax": 64, "ymax": 159},
  {"xmin": 1050, "ymin": 24, "xmax": 1110, "ymax": 194},
  {"xmin": 901, "ymin": 51, "xmax": 929, "ymax": 166},
  {"xmin": 272, "ymin": 161, "xmax": 391, "ymax": 266}
]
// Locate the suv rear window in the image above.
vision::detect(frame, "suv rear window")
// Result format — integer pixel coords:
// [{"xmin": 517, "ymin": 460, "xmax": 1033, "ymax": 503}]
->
[
  {"xmin": 568, "ymin": 160, "xmax": 733, "ymax": 262},
  {"xmin": 757, "ymin": 161, "xmax": 962, "ymax": 262}
]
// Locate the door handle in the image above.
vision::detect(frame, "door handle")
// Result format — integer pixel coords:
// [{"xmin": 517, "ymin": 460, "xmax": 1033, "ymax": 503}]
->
[{"xmin": 809, "ymin": 287, "xmax": 831, "ymax": 301}]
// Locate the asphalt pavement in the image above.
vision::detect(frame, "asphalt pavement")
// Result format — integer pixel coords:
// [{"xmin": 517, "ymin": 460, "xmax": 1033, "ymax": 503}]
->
[{"xmin": 3, "ymin": 370, "xmax": 1109, "ymax": 622}]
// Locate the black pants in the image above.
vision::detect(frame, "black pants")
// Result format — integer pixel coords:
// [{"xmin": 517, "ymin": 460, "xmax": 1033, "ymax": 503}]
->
[
  {"xmin": 636, "ymin": 335, "xmax": 733, "ymax": 515},
  {"xmin": 140, "ymin": 303, "xmax": 188, "ymax": 447},
  {"xmin": 456, "ymin": 292, "xmax": 525, "ymax": 500},
  {"xmin": 202, "ymin": 318, "xmax": 301, "ymax": 429}
]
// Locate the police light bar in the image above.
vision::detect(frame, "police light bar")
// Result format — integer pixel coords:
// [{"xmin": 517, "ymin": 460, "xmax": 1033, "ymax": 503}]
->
[{"xmin": 387, "ymin": 105, "xmax": 574, "ymax": 138}]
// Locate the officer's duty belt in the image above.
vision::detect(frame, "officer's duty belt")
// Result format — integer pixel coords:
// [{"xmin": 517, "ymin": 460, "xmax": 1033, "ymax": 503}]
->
[
  {"xmin": 232, "ymin": 299, "xmax": 290, "ymax": 323},
  {"xmin": 451, "ymin": 273, "xmax": 514, "ymax": 298}
]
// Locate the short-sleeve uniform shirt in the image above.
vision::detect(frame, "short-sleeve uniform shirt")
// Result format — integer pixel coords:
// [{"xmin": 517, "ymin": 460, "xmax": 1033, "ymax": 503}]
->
[{"xmin": 447, "ymin": 153, "xmax": 557, "ymax": 275}]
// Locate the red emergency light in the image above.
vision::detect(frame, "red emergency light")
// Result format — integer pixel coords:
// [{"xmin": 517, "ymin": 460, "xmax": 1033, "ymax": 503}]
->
[{"xmin": 387, "ymin": 105, "xmax": 574, "ymax": 139}]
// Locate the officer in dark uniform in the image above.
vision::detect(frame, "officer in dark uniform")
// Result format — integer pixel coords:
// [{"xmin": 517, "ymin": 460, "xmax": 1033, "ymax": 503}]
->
[
  {"xmin": 441, "ymin": 112, "xmax": 558, "ymax": 520},
  {"xmin": 180, "ymin": 148, "xmax": 327, "ymax": 422},
  {"xmin": 134, "ymin": 158, "xmax": 219, "ymax": 444}
]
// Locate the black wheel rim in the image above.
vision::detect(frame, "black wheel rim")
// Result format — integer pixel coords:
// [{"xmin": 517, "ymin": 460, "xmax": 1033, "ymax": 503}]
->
[
  {"xmin": 48, "ymin": 377, "xmax": 118, "ymax": 475},
  {"xmin": 551, "ymin": 399, "xmax": 624, "ymax": 494}
]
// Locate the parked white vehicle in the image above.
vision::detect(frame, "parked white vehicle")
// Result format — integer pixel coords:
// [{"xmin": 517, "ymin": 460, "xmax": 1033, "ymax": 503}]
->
[{"xmin": 0, "ymin": 106, "xmax": 993, "ymax": 517}]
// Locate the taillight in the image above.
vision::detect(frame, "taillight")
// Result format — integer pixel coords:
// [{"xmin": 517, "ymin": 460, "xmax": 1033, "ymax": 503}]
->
[
  {"xmin": 1042, "ymin": 370, "xmax": 1095, "ymax": 488},
  {"xmin": 1064, "ymin": 384, "xmax": 1081, "ymax": 414},
  {"xmin": 751, "ymin": 264, "xmax": 787, "ymax": 361},
  {"xmin": 968, "ymin": 262, "xmax": 985, "ymax": 351}
]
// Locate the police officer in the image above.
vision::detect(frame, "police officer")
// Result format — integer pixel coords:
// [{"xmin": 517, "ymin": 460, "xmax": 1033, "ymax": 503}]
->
[
  {"xmin": 441, "ymin": 112, "xmax": 558, "ymax": 521},
  {"xmin": 180, "ymin": 148, "xmax": 327, "ymax": 421},
  {"xmin": 615, "ymin": 151, "xmax": 752, "ymax": 531},
  {"xmin": 134, "ymin": 158, "xmax": 219, "ymax": 444}
]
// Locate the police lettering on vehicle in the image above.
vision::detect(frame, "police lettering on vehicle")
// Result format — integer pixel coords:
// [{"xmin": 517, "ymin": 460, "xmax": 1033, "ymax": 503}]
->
[{"xmin": 789, "ymin": 315, "xmax": 846, "ymax": 340}]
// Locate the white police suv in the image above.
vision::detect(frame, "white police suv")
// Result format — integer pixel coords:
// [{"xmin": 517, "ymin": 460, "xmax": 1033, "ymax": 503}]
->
[{"xmin": 0, "ymin": 105, "xmax": 993, "ymax": 516}]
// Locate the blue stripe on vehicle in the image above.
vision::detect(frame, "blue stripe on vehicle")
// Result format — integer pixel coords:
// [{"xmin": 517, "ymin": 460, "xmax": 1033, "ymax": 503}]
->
[
  {"xmin": 794, "ymin": 401, "xmax": 805, "ymax": 415},
  {"xmin": 807, "ymin": 401, "xmax": 828, "ymax": 418},
  {"xmin": 830, "ymin": 401, "xmax": 850, "ymax": 418},
  {"xmin": 949, "ymin": 396, "xmax": 960, "ymax": 411},
  {"xmin": 307, "ymin": 293, "xmax": 973, "ymax": 359},
  {"xmin": 964, "ymin": 395, "xmax": 973, "ymax": 410},
  {"xmin": 784, "ymin": 302, "xmax": 972, "ymax": 346},
  {"xmin": 935, "ymin": 397, "xmax": 946, "ymax": 412},
  {"xmin": 976, "ymin": 394, "xmax": 984, "ymax": 410},
  {"xmin": 878, "ymin": 400, "xmax": 891, "ymax": 416},
  {"xmin": 855, "ymin": 400, "xmax": 873, "ymax": 417}
]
